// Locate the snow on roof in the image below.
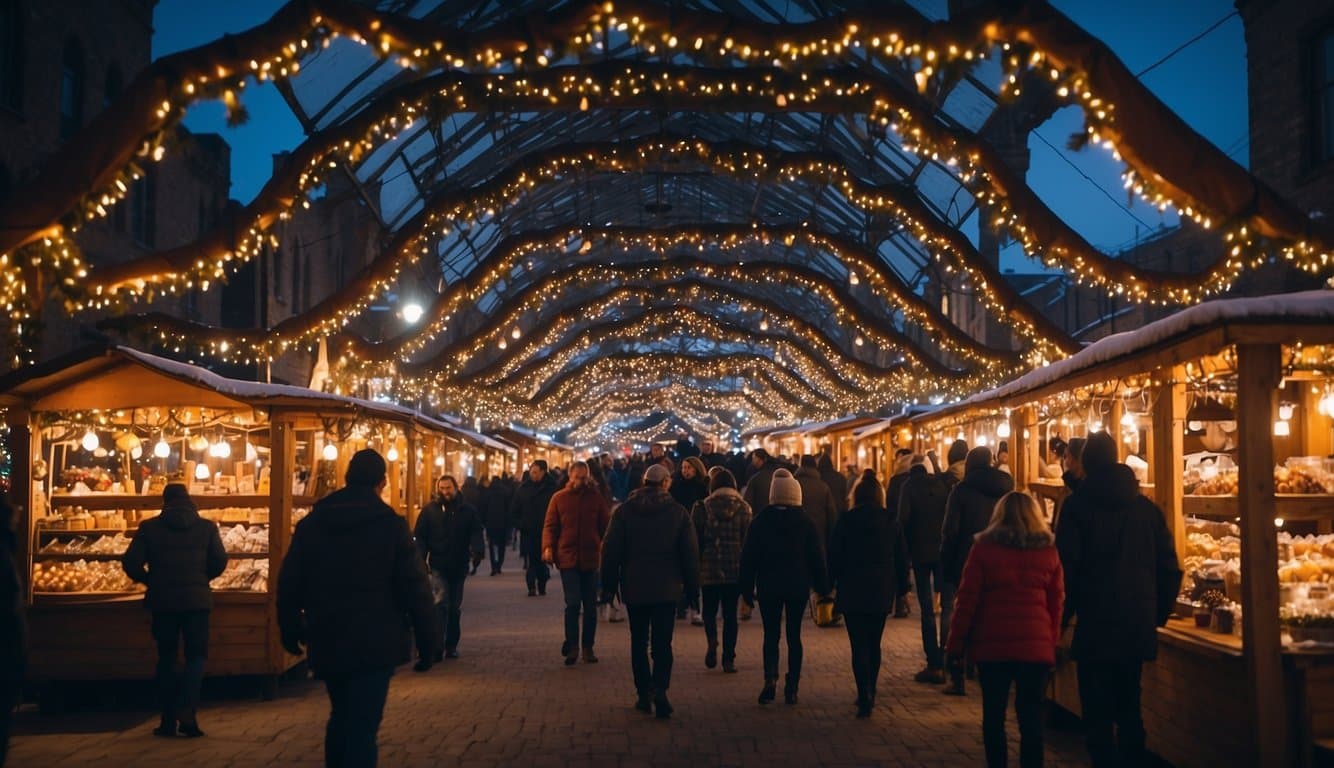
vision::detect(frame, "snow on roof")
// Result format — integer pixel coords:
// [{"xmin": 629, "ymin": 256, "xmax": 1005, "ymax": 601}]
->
[
  {"xmin": 115, "ymin": 347, "xmax": 480, "ymax": 442},
  {"xmin": 921, "ymin": 290, "xmax": 1334, "ymax": 421},
  {"xmin": 851, "ymin": 417, "xmax": 896, "ymax": 439}
]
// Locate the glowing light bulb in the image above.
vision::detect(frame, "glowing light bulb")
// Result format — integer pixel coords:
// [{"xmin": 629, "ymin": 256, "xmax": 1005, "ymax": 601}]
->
[
  {"xmin": 1121, "ymin": 411, "xmax": 1136, "ymax": 428},
  {"xmin": 211, "ymin": 439, "xmax": 231, "ymax": 459},
  {"xmin": 1273, "ymin": 419, "xmax": 1291, "ymax": 437},
  {"xmin": 131, "ymin": 445, "xmax": 143, "ymax": 460},
  {"xmin": 401, "ymin": 302, "xmax": 424, "ymax": 324},
  {"xmin": 245, "ymin": 442, "xmax": 258, "ymax": 462},
  {"xmin": 1278, "ymin": 403, "xmax": 1294, "ymax": 421},
  {"xmin": 1187, "ymin": 420, "xmax": 1204, "ymax": 432},
  {"xmin": 322, "ymin": 442, "xmax": 338, "ymax": 461},
  {"xmin": 434, "ymin": 455, "xmax": 445, "ymax": 467},
  {"xmin": 81, "ymin": 429, "xmax": 100, "ymax": 452},
  {"xmin": 996, "ymin": 422, "xmax": 1011, "ymax": 439},
  {"xmin": 511, "ymin": 326, "xmax": 521, "ymax": 339},
  {"xmin": 386, "ymin": 446, "xmax": 400, "ymax": 462},
  {"xmin": 154, "ymin": 437, "xmax": 171, "ymax": 459},
  {"xmin": 976, "ymin": 435, "xmax": 989, "ymax": 447},
  {"xmin": 195, "ymin": 463, "xmax": 211, "ymax": 480},
  {"xmin": 1320, "ymin": 391, "xmax": 1334, "ymax": 417}
]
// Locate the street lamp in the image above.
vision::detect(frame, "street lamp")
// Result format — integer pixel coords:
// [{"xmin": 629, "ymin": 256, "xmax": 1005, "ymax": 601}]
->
[{"xmin": 401, "ymin": 302, "xmax": 424, "ymax": 324}]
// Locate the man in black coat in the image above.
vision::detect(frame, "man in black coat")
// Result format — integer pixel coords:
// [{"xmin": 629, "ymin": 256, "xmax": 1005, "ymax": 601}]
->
[
  {"xmin": 0, "ymin": 498, "xmax": 25, "ymax": 764},
  {"xmin": 122, "ymin": 483, "xmax": 227, "ymax": 737},
  {"xmin": 741, "ymin": 449, "xmax": 781, "ymax": 511},
  {"xmin": 510, "ymin": 460, "xmax": 558, "ymax": 596},
  {"xmin": 1056, "ymin": 432, "xmax": 1181, "ymax": 767},
  {"xmin": 277, "ymin": 450, "xmax": 438, "ymax": 768},
  {"xmin": 939, "ymin": 446, "xmax": 1013, "ymax": 694},
  {"xmin": 414, "ymin": 476, "xmax": 485, "ymax": 660},
  {"xmin": 481, "ymin": 474, "xmax": 515, "ymax": 575},
  {"xmin": 898, "ymin": 456, "xmax": 952, "ymax": 684},
  {"xmin": 817, "ymin": 452, "xmax": 849, "ymax": 517},
  {"xmin": 600, "ymin": 464, "xmax": 700, "ymax": 719}
]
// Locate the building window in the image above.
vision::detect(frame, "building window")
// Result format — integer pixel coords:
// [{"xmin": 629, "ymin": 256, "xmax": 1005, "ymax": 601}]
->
[
  {"xmin": 60, "ymin": 38, "xmax": 84, "ymax": 140},
  {"xmin": 130, "ymin": 168, "xmax": 156, "ymax": 247},
  {"xmin": 104, "ymin": 65, "xmax": 122, "ymax": 109},
  {"xmin": 0, "ymin": 0, "xmax": 22, "ymax": 112}
]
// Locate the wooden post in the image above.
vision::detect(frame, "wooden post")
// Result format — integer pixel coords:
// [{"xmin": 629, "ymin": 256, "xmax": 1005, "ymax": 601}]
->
[
  {"xmin": 404, "ymin": 427, "xmax": 417, "ymax": 525},
  {"xmin": 1236, "ymin": 344, "xmax": 1285, "ymax": 767},
  {"xmin": 1152, "ymin": 367, "xmax": 1187, "ymax": 562},
  {"xmin": 1014, "ymin": 407, "xmax": 1038, "ymax": 491},
  {"xmin": 387, "ymin": 429, "xmax": 402, "ymax": 517},
  {"xmin": 8, "ymin": 407, "xmax": 33, "ymax": 603},
  {"xmin": 268, "ymin": 415, "xmax": 295, "ymax": 675},
  {"xmin": 1109, "ymin": 399, "xmax": 1125, "ymax": 461}
]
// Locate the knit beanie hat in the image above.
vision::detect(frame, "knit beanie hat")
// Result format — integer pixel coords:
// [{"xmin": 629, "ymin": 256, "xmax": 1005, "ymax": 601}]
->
[
  {"xmin": 644, "ymin": 463, "xmax": 671, "ymax": 485},
  {"xmin": 769, "ymin": 468, "xmax": 802, "ymax": 507}
]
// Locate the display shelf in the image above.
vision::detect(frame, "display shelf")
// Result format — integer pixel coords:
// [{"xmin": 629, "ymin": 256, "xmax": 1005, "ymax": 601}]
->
[
  {"xmin": 46, "ymin": 494, "xmax": 276, "ymax": 510},
  {"xmin": 1184, "ymin": 494, "xmax": 1334, "ymax": 520},
  {"xmin": 37, "ymin": 525, "xmax": 272, "ymax": 537},
  {"xmin": 33, "ymin": 551, "xmax": 268, "ymax": 560}
]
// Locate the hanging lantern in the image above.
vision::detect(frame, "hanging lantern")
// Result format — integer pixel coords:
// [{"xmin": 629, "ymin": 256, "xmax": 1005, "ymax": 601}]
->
[
  {"xmin": 194, "ymin": 462, "xmax": 211, "ymax": 480},
  {"xmin": 322, "ymin": 442, "xmax": 338, "ymax": 461},
  {"xmin": 154, "ymin": 436, "xmax": 171, "ymax": 458},
  {"xmin": 386, "ymin": 446, "xmax": 400, "ymax": 462},
  {"xmin": 81, "ymin": 429, "xmax": 100, "ymax": 452}
]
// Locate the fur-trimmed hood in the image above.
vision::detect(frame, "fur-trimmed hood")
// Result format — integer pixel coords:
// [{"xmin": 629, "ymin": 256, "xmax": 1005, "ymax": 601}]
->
[{"xmin": 976, "ymin": 527, "xmax": 1055, "ymax": 549}]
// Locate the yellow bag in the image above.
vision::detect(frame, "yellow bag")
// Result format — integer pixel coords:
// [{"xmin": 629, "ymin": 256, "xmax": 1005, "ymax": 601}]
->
[{"xmin": 810, "ymin": 594, "xmax": 842, "ymax": 628}]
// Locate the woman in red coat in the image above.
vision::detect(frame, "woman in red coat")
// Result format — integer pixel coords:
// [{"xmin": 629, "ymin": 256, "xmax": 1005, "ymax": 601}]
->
[{"xmin": 946, "ymin": 491, "xmax": 1063, "ymax": 768}]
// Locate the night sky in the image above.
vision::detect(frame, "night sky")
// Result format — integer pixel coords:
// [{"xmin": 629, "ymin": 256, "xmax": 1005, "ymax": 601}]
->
[{"xmin": 152, "ymin": 0, "xmax": 1248, "ymax": 267}]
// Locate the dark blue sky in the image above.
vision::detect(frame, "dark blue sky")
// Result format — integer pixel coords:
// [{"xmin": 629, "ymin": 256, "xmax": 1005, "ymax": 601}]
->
[{"xmin": 152, "ymin": 0, "xmax": 1248, "ymax": 266}]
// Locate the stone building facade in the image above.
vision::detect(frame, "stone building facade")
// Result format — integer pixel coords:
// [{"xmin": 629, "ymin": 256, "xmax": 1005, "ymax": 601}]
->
[{"xmin": 0, "ymin": 0, "xmax": 230, "ymax": 362}]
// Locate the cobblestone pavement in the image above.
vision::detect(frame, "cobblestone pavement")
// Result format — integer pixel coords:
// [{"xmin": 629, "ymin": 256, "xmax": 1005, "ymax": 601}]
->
[{"xmin": 11, "ymin": 566, "xmax": 1091, "ymax": 767}]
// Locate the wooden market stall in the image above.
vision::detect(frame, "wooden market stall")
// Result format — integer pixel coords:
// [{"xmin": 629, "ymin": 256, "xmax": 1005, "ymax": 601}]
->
[
  {"xmin": 850, "ymin": 417, "xmax": 897, "ymax": 479},
  {"xmin": 0, "ymin": 345, "xmax": 464, "ymax": 697},
  {"xmin": 800, "ymin": 415, "xmax": 881, "ymax": 472},
  {"xmin": 909, "ymin": 292, "xmax": 1334, "ymax": 767},
  {"xmin": 490, "ymin": 425, "xmax": 573, "ymax": 470}
]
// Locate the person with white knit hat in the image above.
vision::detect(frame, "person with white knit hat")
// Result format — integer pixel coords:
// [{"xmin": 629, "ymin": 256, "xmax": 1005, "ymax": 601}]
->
[{"xmin": 738, "ymin": 468, "xmax": 830, "ymax": 706}]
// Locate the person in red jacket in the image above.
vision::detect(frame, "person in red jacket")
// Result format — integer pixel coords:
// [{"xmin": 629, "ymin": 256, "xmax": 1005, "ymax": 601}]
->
[
  {"xmin": 543, "ymin": 461, "xmax": 612, "ymax": 665},
  {"xmin": 946, "ymin": 491, "xmax": 1063, "ymax": 768}
]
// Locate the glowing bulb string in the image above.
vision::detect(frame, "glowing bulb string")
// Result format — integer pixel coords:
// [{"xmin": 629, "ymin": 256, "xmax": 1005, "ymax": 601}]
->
[{"xmin": 108, "ymin": 225, "xmax": 1039, "ymax": 372}]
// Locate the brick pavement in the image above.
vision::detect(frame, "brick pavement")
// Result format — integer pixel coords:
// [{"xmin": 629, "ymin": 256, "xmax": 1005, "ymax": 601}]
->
[{"xmin": 11, "ymin": 567, "xmax": 1092, "ymax": 766}]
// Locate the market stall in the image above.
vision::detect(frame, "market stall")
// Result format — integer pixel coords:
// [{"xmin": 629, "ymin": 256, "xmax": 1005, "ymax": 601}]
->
[
  {"xmin": 908, "ymin": 292, "xmax": 1334, "ymax": 767},
  {"xmin": 0, "ymin": 345, "xmax": 463, "ymax": 696},
  {"xmin": 490, "ymin": 425, "xmax": 573, "ymax": 470}
]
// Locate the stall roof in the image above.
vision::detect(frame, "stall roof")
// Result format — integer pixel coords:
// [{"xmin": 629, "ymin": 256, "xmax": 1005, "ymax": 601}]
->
[
  {"xmin": 911, "ymin": 290, "xmax": 1334, "ymax": 425},
  {"xmin": 740, "ymin": 424, "xmax": 790, "ymax": 439},
  {"xmin": 0, "ymin": 345, "xmax": 489, "ymax": 445},
  {"xmin": 803, "ymin": 415, "xmax": 882, "ymax": 437},
  {"xmin": 492, "ymin": 425, "xmax": 575, "ymax": 452},
  {"xmin": 851, "ymin": 417, "xmax": 897, "ymax": 440}
]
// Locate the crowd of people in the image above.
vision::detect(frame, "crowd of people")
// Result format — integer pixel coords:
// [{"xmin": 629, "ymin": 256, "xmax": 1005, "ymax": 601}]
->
[{"xmin": 0, "ymin": 428, "xmax": 1183, "ymax": 768}]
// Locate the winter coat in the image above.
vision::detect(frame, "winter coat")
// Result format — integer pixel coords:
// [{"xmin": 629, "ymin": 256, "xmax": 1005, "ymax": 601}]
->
[
  {"xmin": 609, "ymin": 466, "xmax": 630, "ymax": 501},
  {"xmin": 886, "ymin": 468, "xmax": 911, "ymax": 521},
  {"xmin": 828, "ymin": 503, "xmax": 909, "ymax": 615},
  {"xmin": 943, "ymin": 460, "xmax": 966, "ymax": 490},
  {"xmin": 460, "ymin": 479, "xmax": 482, "ymax": 511},
  {"xmin": 739, "ymin": 504, "xmax": 830, "ymax": 603},
  {"xmin": 510, "ymin": 474, "xmax": 558, "ymax": 535},
  {"xmin": 481, "ymin": 479, "xmax": 514, "ymax": 531},
  {"xmin": 818, "ymin": 455, "xmax": 849, "ymax": 515},
  {"xmin": 899, "ymin": 465, "xmax": 950, "ymax": 565},
  {"xmin": 795, "ymin": 466, "xmax": 839, "ymax": 550},
  {"xmin": 277, "ymin": 485, "xmax": 439, "ymax": 677},
  {"xmin": 122, "ymin": 501, "xmax": 227, "ymax": 612},
  {"xmin": 692, "ymin": 488, "xmax": 751, "ymax": 585},
  {"xmin": 940, "ymin": 466, "xmax": 1014, "ymax": 585},
  {"xmin": 1056, "ymin": 464, "xmax": 1182, "ymax": 662},
  {"xmin": 701, "ymin": 451, "xmax": 729, "ymax": 470},
  {"xmin": 600, "ymin": 487, "xmax": 699, "ymax": 605},
  {"xmin": 414, "ymin": 496, "xmax": 485, "ymax": 579},
  {"xmin": 946, "ymin": 529, "xmax": 1064, "ymax": 665},
  {"xmin": 0, "ymin": 527, "xmax": 24, "ymax": 687},
  {"xmin": 542, "ymin": 483, "xmax": 611, "ymax": 571},
  {"xmin": 742, "ymin": 460, "xmax": 782, "ymax": 511},
  {"xmin": 670, "ymin": 474, "xmax": 708, "ymax": 514}
]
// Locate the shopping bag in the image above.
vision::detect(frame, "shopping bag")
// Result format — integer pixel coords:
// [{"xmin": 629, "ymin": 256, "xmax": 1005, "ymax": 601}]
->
[{"xmin": 809, "ymin": 594, "xmax": 842, "ymax": 628}]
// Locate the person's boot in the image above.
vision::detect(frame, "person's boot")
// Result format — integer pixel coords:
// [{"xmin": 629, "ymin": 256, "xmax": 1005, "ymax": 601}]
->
[
  {"xmin": 893, "ymin": 595, "xmax": 911, "ymax": 618},
  {"xmin": 653, "ymin": 693, "xmax": 674, "ymax": 719},
  {"xmin": 153, "ymin": 715, "xmax": 177, "ymax": 738},
  {"xmin": 943, "ymin": 669, "xmax": 966, "ymax": 696},
  {"xmin": 635, "ymin": 689, "xmax": 654, "ymax": 713},
  {"xmin": 856, "ymin": 697, "xmax": 873, "ymax": 718},
  {"xmin": 722, "ymin": 653, "xmax": 737, "ymax": 674},
  {"xmin": 758, "ymin": 677, "xmax": 777, "ymax": 705},
  {"xmin": 177, "ymin": 708, "xmax": 204, "ymax": 738},
  {"xmin": 538, "ymin": 580, "xmax": 547, "ymax": 596},
  {"xmin": 582, "ymin": 648, "xmax": 598, "ymax": 664},
  {"xmin": 705, "ymin": 641, "xmax": 717, "ymax": 669},
  {"xmin": 783, "ymin": 674, "xmax": 799, "ymax": 705},
  {"xmin": 564, "ymin": 645, "xmax": 579, "ymax": 666},
  {"xmin": 528, "ymin": 586, "xmax": 537, "ymax": 597},
  {"xmin": 913, "ymin": 666, "xmax": 946, "ymax": 684}
]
